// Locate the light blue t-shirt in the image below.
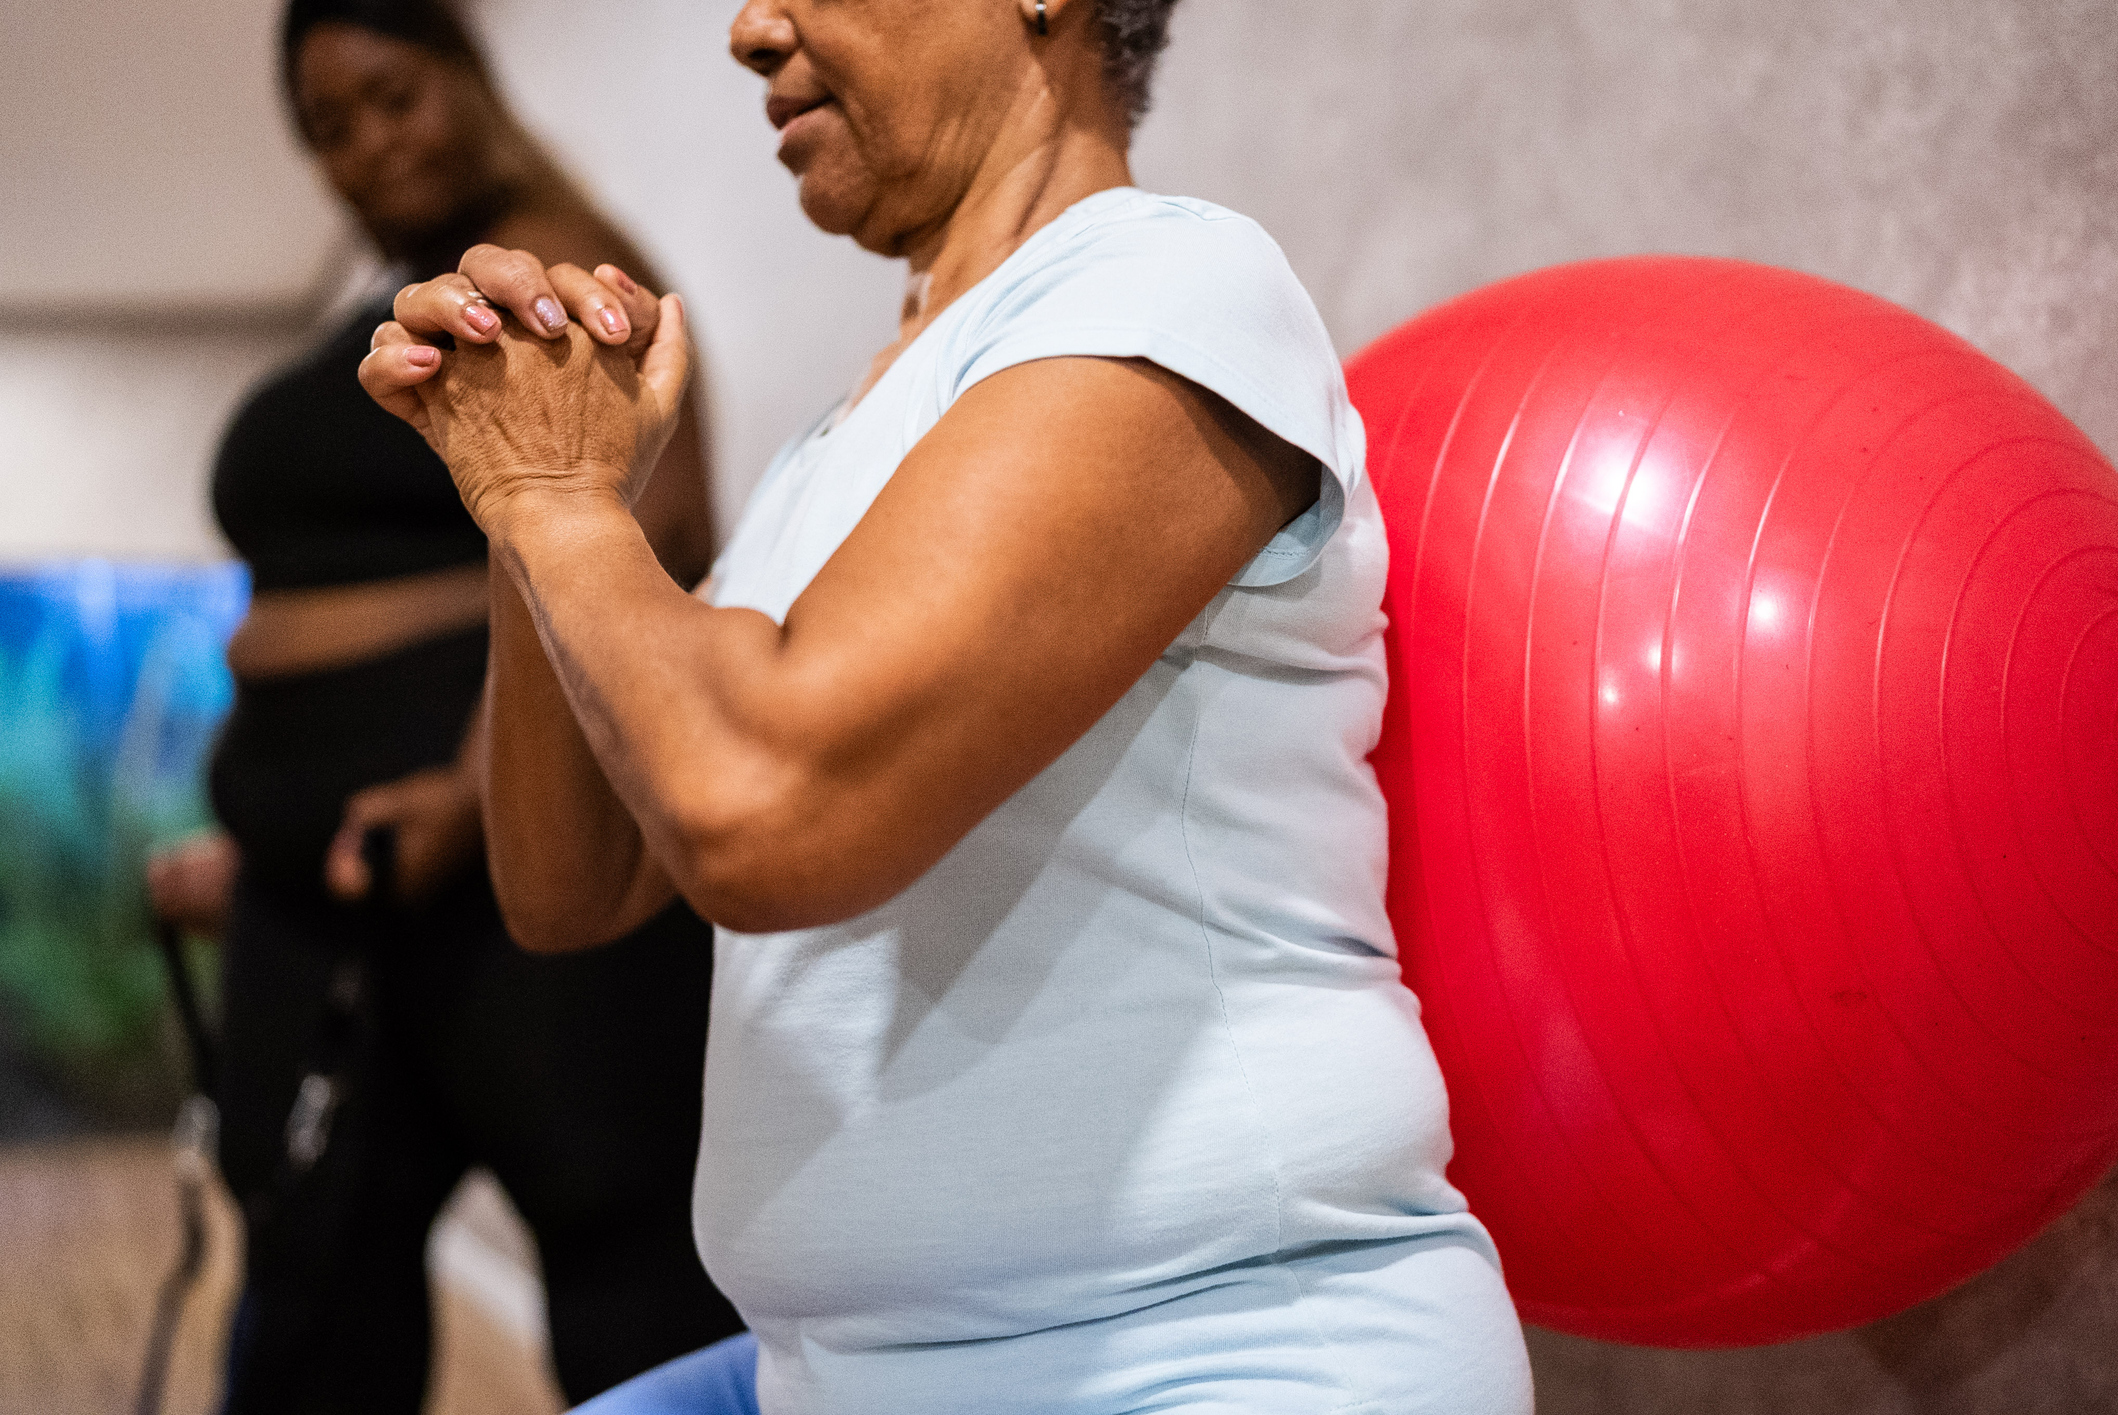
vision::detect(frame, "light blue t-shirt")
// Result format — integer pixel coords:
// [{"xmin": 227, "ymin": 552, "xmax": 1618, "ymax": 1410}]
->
[{"xmin": 699, "ymin": 189, "xmax": 1528, "ymax": 1415}]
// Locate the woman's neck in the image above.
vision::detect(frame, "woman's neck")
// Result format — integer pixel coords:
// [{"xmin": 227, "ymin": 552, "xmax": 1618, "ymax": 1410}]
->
[
  {"xmin": 395, "ymin": 135, "xmax": 578, "ymax": 280},
  {"xmin": 835, "ymin": 120, "xmax": 1126, "ymax": 421},
  {"xmin": 399, "ymin": 191, "xmax": 518, "ymax": 281},
  {"xmin": 894, "ymin": 79, "xmax": 1134, "ymax": 347}
]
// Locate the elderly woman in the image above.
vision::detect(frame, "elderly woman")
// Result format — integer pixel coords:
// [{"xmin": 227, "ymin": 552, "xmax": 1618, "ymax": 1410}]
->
[{"xmin": 361, "ymin": 0, "xmax": 1534, "ymax": 1410}]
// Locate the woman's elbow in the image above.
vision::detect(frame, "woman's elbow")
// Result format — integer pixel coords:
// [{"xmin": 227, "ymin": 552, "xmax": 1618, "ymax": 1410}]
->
[
  {"xmin": 490, "ymin": 865, "xmax": 653, "ymax": 955},
  {"xmin": 664, "ymin": 782, "xmax": 910, "ymax": 936},
  {"xmin": 666, "ymin": 819, "xmax": 821, "ymax": 936},
  {"xmin": 495, "ymin": 894, "xmax": 620, "ymax": 955}
]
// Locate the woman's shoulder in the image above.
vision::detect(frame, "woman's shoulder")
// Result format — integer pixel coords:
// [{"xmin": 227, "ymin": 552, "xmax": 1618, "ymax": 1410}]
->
[
  {"xmin": 944, "ymin": 188, "xmax": 1355, "ymax": 495},
  {"xmin": 995, "ymin": 187, "xmax": 1304, "ymax": 313},
  {"xmin": 1050, "ymin": 187, "xmax": 1282, "ymax": 252},
  {"xmin": 950, "ymin": 187, "xmax": 1334, "ymax": 383}
]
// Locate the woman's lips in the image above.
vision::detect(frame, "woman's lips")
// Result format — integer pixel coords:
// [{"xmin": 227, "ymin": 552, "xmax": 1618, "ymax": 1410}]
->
[
  {"xmin": 767, "ymin": 93, "xmax": 830, "ymax": 130},
  {"xmin": 773, "ymin": 99, "xmax": 836, "ymax": 163}
]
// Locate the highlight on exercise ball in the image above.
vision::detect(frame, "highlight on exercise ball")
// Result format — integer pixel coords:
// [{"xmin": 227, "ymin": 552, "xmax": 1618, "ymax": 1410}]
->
[{"xmin": 1348, "ymin": 256, "xmax": 2118, "ymax": 1348}]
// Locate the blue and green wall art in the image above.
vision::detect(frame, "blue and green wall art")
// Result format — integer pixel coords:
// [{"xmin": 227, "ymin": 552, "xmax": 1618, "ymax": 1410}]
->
[{"xmin": 0, "ymin": 560, "xmax": 245, "ymax": 1076}]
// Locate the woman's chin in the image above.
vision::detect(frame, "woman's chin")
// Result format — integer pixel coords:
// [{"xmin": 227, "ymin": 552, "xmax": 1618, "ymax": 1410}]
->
[
  {"xmin": 794, "ymin": 171, "xmax": 877, "ymax": 242},
  {"xmin": 361, "ymin": 194, "xmax": 495, "ymax": 261}
]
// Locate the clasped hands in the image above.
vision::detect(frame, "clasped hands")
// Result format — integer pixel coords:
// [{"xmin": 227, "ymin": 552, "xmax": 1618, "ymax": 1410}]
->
[{"xmin": 358, "ymin": 245, "xmax": 690, "ymax": 535}]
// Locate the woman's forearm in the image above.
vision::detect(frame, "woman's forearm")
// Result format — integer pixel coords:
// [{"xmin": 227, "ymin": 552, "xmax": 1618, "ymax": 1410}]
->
[
  {"xmin": 633, "ymin": 393, "xmax": 716, "ymax": 587},
  {"xmin": 478, "ymin": 389, "xmax": 711, "ymax": 952},
  {"xmin": 484, "ymin": 487, "xmax": 857, "ymax": 935},
  {"xmin": 483, "ymin": 553, "xmax": 678, "ymax": 950}
]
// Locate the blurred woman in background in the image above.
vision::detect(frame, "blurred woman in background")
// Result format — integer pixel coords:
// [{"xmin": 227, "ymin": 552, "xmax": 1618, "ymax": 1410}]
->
[{"xmin": 146, "ymin": 0, "xmax": 741, "ymax": 1408}]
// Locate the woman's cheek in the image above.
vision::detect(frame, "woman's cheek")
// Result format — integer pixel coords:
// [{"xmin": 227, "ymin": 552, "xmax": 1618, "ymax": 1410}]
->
[{"xmin": 789, "ymin": 117, "xmax": 886, "ymax": 237}]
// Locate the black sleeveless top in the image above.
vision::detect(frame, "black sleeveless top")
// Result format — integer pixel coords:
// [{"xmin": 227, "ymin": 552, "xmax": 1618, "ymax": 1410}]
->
[
  {"xmin": 209, "ymin": 296, "xmax": 491, "ymax": 898},
  {"xmin": 213, "ymin": 297, "xmax": 486, "ymax": 590}
]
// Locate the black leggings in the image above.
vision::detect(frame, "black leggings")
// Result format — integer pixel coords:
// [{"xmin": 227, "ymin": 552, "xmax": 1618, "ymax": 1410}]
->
[{"xmin": 215, "ymin": 874, "xmax": 743, "ymax": 1412}]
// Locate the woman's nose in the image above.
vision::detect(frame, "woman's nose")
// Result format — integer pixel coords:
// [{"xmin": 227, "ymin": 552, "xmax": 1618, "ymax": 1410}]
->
[
  {"xmin": 729, "ymin": 0, "xmax": 797, "ymax": 76},
  {"xmin": 348, "ymin": 107, "xmax": 400, "ymax": 172}
]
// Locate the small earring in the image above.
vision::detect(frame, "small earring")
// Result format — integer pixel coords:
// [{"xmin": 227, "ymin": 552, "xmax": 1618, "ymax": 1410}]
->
[{"xmin": 1034, "ymin": 0, "xmax": 1049, "ymax": 36}]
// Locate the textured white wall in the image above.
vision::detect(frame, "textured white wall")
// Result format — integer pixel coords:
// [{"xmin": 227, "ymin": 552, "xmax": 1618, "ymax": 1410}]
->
[
  {"xmin": 0, "ymin": 0, "xmax": 347, "ymax": 313},
  {"xmin": 0, "ymin": 327, "xmax": 310, "ymax": 562},
  {"xmin": 0, "ymin": 0, "xmax": 349, "ymax": 563}
]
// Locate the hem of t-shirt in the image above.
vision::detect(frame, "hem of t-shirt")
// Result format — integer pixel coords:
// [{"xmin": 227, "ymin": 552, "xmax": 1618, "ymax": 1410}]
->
[{"xmin": 955, "ymin": 323, "xmax": 1351, "ymax": 588}]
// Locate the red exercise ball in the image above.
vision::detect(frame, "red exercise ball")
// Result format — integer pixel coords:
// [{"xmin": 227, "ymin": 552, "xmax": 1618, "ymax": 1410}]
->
[{"xmin": 1348, "ymin": 257, "xmax": 2118, "ymax": 1348}]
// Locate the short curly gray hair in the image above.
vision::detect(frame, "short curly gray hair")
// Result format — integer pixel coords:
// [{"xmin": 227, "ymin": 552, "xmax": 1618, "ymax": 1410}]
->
[{"xmin": 1093, "ymin": 0, "xmax": 1182, "ymax": 126}]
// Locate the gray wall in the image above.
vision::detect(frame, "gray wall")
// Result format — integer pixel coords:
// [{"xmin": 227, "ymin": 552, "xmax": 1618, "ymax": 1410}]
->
[
  {"xmin": 1131, "ymin": 3, "xmax": 2118, "ymax": 1408},
  {"xmin": 1134, "ymin": 0, "xmax": 2117, "ymax": 457}
]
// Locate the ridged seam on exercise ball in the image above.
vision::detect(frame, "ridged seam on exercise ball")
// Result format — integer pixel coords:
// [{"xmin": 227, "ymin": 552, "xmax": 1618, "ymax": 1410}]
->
[{"xmin": 1347, "ymin": 257, "xmax": 2118, "ymax": 1348}]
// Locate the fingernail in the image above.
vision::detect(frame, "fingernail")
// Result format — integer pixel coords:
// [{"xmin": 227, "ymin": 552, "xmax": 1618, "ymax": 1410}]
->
[
  {"xmin": 598, "ymin": 307, "xmax": 627, "ymax": 337},
  {"xmin": 407, "ymin": 346, "xmax": 439, "ymax": 367},
  {"xmin": 609, "ymin": 267, "xmax": 640, "ymax": 295},
  {"xmin": 536, "ymin": 298, "xmax": 566, "ymax": 333},
  {"xmin": 464, "ymin": 303, "xmax": 498, "ymax": 333}
]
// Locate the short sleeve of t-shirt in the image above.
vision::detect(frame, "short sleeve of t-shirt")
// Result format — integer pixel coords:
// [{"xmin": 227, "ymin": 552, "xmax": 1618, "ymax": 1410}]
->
[{"xmin": 944, "ymin": 193, "xmax": 1364, "ymax": 588}]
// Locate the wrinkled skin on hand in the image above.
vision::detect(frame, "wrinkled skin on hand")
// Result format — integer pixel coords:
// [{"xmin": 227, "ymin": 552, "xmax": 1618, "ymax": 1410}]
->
[
  {"xmin": 414, "ymin": 319, "xmax": 673, "ymax": 528},
  {"xmin": 358, "ymin": 245, "xmax": 691, "ymax": 535}
]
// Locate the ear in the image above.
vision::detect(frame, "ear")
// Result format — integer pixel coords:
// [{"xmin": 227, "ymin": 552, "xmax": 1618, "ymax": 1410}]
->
[{"xmin": 1017, "ymin": 0, "xmax": 1080, "ymax": 37}]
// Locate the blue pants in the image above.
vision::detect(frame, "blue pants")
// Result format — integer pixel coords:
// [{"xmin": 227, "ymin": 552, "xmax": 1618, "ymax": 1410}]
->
[{"xmin": 572, "ymin": 1334, "xmax": 759, "ymax": 1415}]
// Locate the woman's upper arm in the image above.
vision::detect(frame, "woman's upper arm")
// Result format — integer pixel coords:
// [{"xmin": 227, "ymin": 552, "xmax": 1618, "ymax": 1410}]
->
[{"xmin": 684, "ymin": 353, "xmax": 1317, "ymax": 927}]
